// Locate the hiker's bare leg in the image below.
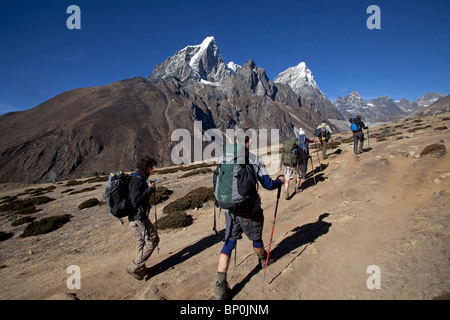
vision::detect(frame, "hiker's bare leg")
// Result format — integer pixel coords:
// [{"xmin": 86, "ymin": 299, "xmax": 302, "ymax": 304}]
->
[
  {"xmin": 253, "ymin": 246, "xmax": 265, "ymax": 257},
  {"xmin": 218, "ymin": 246, "xmax": 265, "ymax": 273},
  {"xmin": 218, "ymin": 253, "xmax": 231, "ymax": 273}
]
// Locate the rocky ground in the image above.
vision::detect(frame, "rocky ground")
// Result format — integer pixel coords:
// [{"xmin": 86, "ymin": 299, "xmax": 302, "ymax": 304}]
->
[{"xmin": 0, "ymin": 113, "xmax": 449, "ymax": 301}]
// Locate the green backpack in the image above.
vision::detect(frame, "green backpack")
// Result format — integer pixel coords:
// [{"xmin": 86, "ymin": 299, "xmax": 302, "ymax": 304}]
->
[
  {"xmin": 281, "ymin": 138, "xmax": 299, "ymax": 166},
  {"xmin": 213, "ymin": 144, "xmax": 258, "ymax": 210}
]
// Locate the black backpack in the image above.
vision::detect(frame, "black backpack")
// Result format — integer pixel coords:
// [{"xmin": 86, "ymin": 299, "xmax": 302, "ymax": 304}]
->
[{"xmin": 106, "ymin": 171, "xmax": 136, "ymax": 223}]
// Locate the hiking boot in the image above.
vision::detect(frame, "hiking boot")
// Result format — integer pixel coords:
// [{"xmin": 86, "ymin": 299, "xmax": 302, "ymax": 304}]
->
[
  {"xmin": 258, "ymin": 251, "xmax": 277, "ymax": 269},
  {"xmin": 126, "ymin": 265, "xmax": 145, "ymax": 281},
  {"xmin": 295, "ymin": 186, "xmax": 301, "ymax": 193},
  {"xmin": 285, "ymin": 189, "xmax": 289, "ymax": 199},
  {"xmin": 357, "ymin": 149, "xmax": 363, "ymax": 154},
  {"xmin": 214, "ymin": 280, "xmax": 231, "ymax": 300}
]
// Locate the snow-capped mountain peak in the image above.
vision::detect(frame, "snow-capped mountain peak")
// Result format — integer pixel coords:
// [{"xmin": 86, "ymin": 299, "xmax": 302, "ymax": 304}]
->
[
  {"xmin": 183, "ymin": 36, "xmax": 218, "ymax": 68},
  {"xmin": 149, "ymin": 36, "xmax": 233, "ymax": 83},
  {"xmin": 274, "ymin": 62, "xmax": 320, "ymax": 94}
]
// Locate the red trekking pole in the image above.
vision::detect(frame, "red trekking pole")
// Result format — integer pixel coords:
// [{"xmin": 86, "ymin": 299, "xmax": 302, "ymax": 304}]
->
[{"xmin": 264, "ymin": 176, "xmax": 283, "ymax": 281}]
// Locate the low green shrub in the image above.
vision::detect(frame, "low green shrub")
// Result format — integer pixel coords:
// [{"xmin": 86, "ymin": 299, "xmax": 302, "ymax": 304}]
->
[
  {"xmin": 163, "ymin": 187, "xmax": 214, "ymax": 214},
  {"xmin": 69, "ymin": 187, "xmax": 97, "ymax": 195},
  {"xmin": 20, "ymin": 214, "xmax": 72, "ymax": 237},
  {"xmin": 158, "ymin": 212, "xmax": 193, "ymax": 230},
  {"xmin": 11, "ymin": 216, "xmax": 35, "ymax": 226},
  {"xmin": 149, "ymin": 187, "xmax": 173, "ymax": 206},
  {"xmin": 420, "ymin": 143, "xmax": 446, "ymax": 158},
  {"xmin": 0, "ymin": 196, "xmax": 54, "ymax": 214},
  {"xmin": 78, "ymin": 198, "xmax": 99, "ymax": 210},
  {"xmin": 0, "ymin": 231, "xmax": 14, "ymax": 242}
]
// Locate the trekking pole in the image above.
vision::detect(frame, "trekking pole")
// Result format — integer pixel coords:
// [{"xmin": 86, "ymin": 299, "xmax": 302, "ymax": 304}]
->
[
  {"xmin": 314, "ymin": 140, "xmax": 322, "ymax": 167},
  {"xmin": 153, "ymin": 192, "xmax": 160, "ymax": 253},
  {"xmin": 264, "ymin": 175, "xmax": 283, "ymax": 281},
  {"xmin": 310, "ymin": 156, "xmax": 317, "ymax": 185}
]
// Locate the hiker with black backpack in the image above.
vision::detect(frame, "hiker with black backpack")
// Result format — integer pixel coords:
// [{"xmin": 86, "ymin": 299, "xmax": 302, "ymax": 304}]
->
[
  {"xmin": 314, "ymin": 121, "xmax": 332, "ymax": 160},
  {"xmin": 349, "ymin": 115, "xmax": 368, "ymax": 155},
  {"xmin": 213, "ymin": 134, "xmax": 285, "ymax": 300},
  {"xmin": 125, "ymin": 156, "xmax": 160, "ymax": 281}
]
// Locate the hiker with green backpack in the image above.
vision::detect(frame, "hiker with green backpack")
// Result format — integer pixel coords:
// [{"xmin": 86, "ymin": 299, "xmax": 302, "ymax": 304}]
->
[
  {"xmin": 213, "ymin": 134, "xmax": 285, "ymax": 300},
  {"xmin": 281, "ymin": 128, "xmax": 314, "ymax": 199}
]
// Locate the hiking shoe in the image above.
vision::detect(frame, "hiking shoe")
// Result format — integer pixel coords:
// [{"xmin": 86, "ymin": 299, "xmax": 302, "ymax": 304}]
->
[
  {"xmin": 295, "ymin": 186, "xmax": 301, "ymax": 193},
  {"xmin": 285, "ymin": 190, "xmax": 289, "ymax": 199},
  {"xmin": 214, "ymin": 280, "xmax": 231, "ymax": 300},
  {"xmin": 258, "ymin": 252, "xmax": 277, "ymax": 269},
  {"xmin": 126, "ymin": 265, "xmax": 145, "ymax": 281}
]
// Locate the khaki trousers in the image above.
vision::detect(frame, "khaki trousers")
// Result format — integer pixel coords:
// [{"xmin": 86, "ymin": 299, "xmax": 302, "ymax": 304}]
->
[{"xmin": 128, "ymin": 218, "xmax": 159, "ymax": 273}]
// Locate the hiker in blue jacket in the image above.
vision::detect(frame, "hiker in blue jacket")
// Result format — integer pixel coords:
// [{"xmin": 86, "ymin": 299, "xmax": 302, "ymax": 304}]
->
[
  {"xmin": 214, "ymin": 135, "xmax": 285, "ymax": 300},
  {"xmin": 350, "ymin": 115, "xmax": 368, "ymax": 154}
]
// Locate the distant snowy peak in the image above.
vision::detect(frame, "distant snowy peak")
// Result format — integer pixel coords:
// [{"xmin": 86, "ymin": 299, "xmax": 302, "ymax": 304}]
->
[
  {"xmin": 413, "ymin": 92, "xmax": 448, "ymax": 108},
  {"xmin": 395, "ymin": 92, "xmax": 448, "ymax": 112},
  {"xmin": 149, "ymin": 36, "xmax": 233, "ymax": 83},
  {"xmin": 273, "ymin": 62, "xmax": 330, "ymax": 103},
  {"xmin": 274, "ymin": 62, "xmax": 319, "ymax": 92}
]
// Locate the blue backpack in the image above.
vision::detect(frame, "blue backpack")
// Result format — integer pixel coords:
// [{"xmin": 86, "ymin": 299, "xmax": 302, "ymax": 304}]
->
[
  {"xmin": 297, "ymin": 134, "xmax": 309, "ymax": 152},
  {"xmin": 350, "ymin": 118, "xmax": 361, "ymax": 132}
]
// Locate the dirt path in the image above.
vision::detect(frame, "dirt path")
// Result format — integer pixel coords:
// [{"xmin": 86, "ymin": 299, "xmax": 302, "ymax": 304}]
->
[{"xmin": 0, "ymin": 114, "xmax": 449, "ymax": 300}]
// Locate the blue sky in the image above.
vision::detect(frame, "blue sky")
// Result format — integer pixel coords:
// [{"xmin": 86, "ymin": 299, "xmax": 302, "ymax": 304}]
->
[{"xmin": 0, "ymin": 0, "xmax": 449, "ymax": 115}]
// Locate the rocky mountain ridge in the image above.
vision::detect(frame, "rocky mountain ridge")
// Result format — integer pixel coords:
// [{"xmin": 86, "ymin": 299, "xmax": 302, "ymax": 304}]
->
[
  {"xmin": 0, "ymin": 37, "xmax": 343, "ymax": 183},
  {"xmin": 334, "ymin": 90, "xmax": 448, "ymax": 123}
]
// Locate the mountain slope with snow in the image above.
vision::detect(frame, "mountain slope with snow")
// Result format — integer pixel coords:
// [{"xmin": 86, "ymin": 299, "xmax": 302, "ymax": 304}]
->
[{"xmin": 274, "ymin": 62, "xmax": 343, "ymax": 120}]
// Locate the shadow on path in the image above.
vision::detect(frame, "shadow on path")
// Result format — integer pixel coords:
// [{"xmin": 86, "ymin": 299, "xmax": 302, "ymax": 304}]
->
[
  {"xmin": 230, "ymin": 213, "xmax": 332, "ymax": 296},
  {"xmin": 147, "ymin": 229, "xmax": 225, "ymax": 280}
]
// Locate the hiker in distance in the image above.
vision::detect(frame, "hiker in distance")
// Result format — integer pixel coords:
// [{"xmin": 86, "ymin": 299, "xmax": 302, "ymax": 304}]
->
[
  {"xmin": 281, "ymin": 127, "xmax": 315, "ymax": 199},
  {"xmin": 349, "ymin": 115, "xmax": 369, "ymax": 155},
  {"xmin": 315, "ymin": 120, "xmax": 332, "ymax": 160},
  {"xmin": 213, "ymin": 134, "xmax": 285, "ymax": 300},
  {"xmin": 126, "ymin": 156, "xmax": 160, "ymax": 281}
]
